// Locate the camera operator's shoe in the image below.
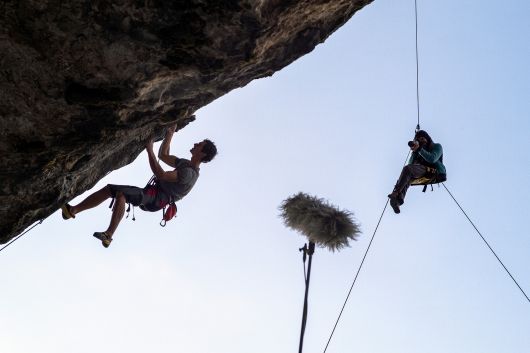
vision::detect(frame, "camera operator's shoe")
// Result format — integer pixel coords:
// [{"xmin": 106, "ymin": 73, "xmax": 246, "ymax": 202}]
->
[
  {"xmin": 93, "ymin": 231, "xmax": 113, "ymax": 248},
  {"xmin": 388, "ymin": 193, "xmax": 401, "ymax": 214}
]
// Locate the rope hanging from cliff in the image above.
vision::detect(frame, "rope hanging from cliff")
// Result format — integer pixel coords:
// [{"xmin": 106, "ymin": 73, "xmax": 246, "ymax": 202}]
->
[{"xmin": 0, "ymin": 219, "xmax": 44, "ymax": 254}]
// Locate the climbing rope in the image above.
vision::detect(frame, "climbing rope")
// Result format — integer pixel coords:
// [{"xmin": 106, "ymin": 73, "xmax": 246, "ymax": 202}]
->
[
  {"xmin": 322, "ymin": 165, "xmax": 528, "ymax": 351},
  {"xmin": 322, "ymin": 199, "xmax": 388, "ymax": 353},
  {"xmin": 322, "ymin": 185, "xmax": 529, "ymax": 353},
  {"xmin": 442, "ymin": 183, "xmax": 530, "ymax": 303},
  {"xmin": 414, "ymin": 0, "xmax": 421, "ymax": 131},
  {"xmin": 322, "ymin": 151, "xmax": 410, "ymax": 352},
  {"xmin": 322, "ymin": 2, "xmax": 526, "ymax": 350},
  {"xmin": 0, "ymin": 219, "xmax": 44, "ymax": 254}
]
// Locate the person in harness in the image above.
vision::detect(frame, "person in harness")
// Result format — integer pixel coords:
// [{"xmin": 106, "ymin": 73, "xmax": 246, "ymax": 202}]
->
[
  {"xmin": 388, "ymin": 130, "xmax": 446, "ymax": 214},
  {"xmin": 60, "ymin": 123, "xmax": 217, "ymax": 247}
]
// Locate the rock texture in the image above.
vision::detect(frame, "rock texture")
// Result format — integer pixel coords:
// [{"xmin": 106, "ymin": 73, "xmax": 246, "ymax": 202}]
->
[{"xmin": 0, "ymin": 0, "xmax": 372, "ymax": 243}]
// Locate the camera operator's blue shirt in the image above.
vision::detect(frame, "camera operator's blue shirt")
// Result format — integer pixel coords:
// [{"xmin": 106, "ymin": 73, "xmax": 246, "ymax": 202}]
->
[{"xmin": 408, "ymin": 143, "xmax": 446, "ymax": 175}]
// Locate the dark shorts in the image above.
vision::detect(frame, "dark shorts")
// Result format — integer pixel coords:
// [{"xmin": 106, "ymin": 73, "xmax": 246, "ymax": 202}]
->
[
  {"xmin": 108, "ymin": 185, "xmax": 144, "ymax": 206},
  {"xmin": 107, "ymin": 184, "xmax": 169, "ymax": 212}
]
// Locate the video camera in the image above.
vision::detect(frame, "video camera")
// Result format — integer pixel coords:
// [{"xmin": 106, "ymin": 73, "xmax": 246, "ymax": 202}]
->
[{"xmin": 407, "ymin": 140, "xmax": 418, "ymax": 148}]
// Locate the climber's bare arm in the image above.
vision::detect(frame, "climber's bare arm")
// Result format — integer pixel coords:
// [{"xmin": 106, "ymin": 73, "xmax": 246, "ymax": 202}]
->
[
  {"xmin": 158, "ymin": 123, "xmax": 178, "ymax": 168},
  {"xmin": 147, "ymin": 140, "xmax": 178, "ymax": 182}
]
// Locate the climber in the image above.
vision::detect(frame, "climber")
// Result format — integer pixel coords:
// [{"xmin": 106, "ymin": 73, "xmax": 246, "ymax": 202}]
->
[
  {"xmin": 60, "ymin": 123, "xmax": 217, "ymax": 248},
  {"xmin": 388, "ymin": 130, "xmax": 446, "ymax": 214}
]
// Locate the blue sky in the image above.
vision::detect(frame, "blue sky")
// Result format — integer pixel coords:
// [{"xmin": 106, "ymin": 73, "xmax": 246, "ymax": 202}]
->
[{"xmin": 1, "ymin": 1, "xmax": 529, "ymax": 352}]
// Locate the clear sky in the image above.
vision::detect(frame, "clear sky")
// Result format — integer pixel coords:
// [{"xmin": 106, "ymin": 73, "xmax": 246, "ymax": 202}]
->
[{"xmin": 1, "ymin": 1, "xmax": 529, "ymax": 352}]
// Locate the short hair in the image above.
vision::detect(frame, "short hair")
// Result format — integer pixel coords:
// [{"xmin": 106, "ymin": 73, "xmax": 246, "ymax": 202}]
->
[{"xmin": 201, "ymin": 139, "xmax": 217, "ymax": 163}]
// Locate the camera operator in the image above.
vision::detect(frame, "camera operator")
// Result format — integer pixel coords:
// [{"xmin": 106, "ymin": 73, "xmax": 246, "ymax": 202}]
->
[{"xmin": 388, "ymin": 130, "xmax": 446, "ymax": 214}]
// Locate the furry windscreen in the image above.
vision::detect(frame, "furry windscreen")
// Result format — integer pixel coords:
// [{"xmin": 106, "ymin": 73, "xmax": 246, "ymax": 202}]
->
[{"xmin": 279, "ymin": 192, "xmax": 361, "ymax": 252}]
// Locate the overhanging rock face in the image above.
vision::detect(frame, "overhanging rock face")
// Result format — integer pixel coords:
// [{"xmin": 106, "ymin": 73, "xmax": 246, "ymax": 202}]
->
[{"xmin": 0, "ymin": 0, "xmax": 373, "ymax": 243}]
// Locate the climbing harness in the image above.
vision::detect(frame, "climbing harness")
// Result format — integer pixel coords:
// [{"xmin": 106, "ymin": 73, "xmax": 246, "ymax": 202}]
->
[
  {"xmin": 142, "ymin": 175, "xmax": 178, "ymax": 227},
  {"xmin": 409, "ymin": 162, "xmax": 446, "ymax": 192},
  {"xmin": 106, "ymin": 175, "xmax": 178, "ymax": 227}
]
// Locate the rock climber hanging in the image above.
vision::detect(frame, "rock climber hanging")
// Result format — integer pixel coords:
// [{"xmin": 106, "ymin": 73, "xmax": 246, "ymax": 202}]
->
[
  {"xmin": 60, "ymin": 122, "xmax": 218, "ymax": 248},
  {"xmin": 388, "ymin": 129, "xmax": 446, "ymax": 214}
]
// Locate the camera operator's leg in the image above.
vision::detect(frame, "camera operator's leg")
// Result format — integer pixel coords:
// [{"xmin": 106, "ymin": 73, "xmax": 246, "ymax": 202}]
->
[{"xmin": 389, "ymin": 164, "xmax": 427, "ymax": 213}]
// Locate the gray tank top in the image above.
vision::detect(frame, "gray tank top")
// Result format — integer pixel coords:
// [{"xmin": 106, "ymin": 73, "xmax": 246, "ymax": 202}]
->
[{"xmin": 157, "ymin": 159, "xmax": 199, "ymax": 201}]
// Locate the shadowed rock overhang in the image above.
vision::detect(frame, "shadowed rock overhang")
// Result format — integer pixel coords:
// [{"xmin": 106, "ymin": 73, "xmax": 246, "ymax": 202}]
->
[{"xmin": 0, "ymin": 0, "xmax": 373, "ymax": 243}]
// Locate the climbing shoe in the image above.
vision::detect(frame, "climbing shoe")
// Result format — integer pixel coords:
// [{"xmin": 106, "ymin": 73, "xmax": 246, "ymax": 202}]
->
[
  {"xmin": 388, "ymin": 193, "xmax": 401, "ymax": 214},
  {"xmin": 93, "ymin": 231, "xmax": 113, "ymax": 248},
  {"xmin": 61, "ymin": 204, "xmax": 75, "ymax": 220}
]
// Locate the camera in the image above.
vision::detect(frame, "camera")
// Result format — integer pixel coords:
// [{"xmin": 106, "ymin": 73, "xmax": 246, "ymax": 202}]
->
[{"xmin": 408, "ymin": 140, "xmax": 418, "ymax": 148}]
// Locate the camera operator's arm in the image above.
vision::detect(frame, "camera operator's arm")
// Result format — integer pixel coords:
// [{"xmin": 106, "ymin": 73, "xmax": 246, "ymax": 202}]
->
[
  {"xmin": 158, "ymin": 123, "xmax": 178, "ymax": 168},
  {"xmin": 405, "ymin": 141, "xmax": 420, "ymax": 165},
  {"xmin": 147, "ymin": 140, "xmax": 178, "ymax": 182},
  {"xmin": 418, "ymin": 143, "xmax": 443, "ymax": 163}
]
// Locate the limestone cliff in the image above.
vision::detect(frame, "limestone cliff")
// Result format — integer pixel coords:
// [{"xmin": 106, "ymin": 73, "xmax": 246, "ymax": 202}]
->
[{"xmin": 0, "ymin": 0, "xmax": 372, "ymax": 243}]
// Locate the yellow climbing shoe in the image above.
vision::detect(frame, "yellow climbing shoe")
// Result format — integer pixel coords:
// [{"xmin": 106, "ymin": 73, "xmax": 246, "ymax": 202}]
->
[
  {"xmin": 61, "ymin": 204, "xmax": 75, "ymax": 220},
  {"xmin": 93, "ymin": 231, "xmax": 112, "ymax": 248}
]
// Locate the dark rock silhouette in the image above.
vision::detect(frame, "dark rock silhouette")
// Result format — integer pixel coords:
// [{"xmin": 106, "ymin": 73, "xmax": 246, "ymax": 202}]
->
[{"xmin": 0, "ymin": 0, "xmax": 373, "ymax": 243}]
